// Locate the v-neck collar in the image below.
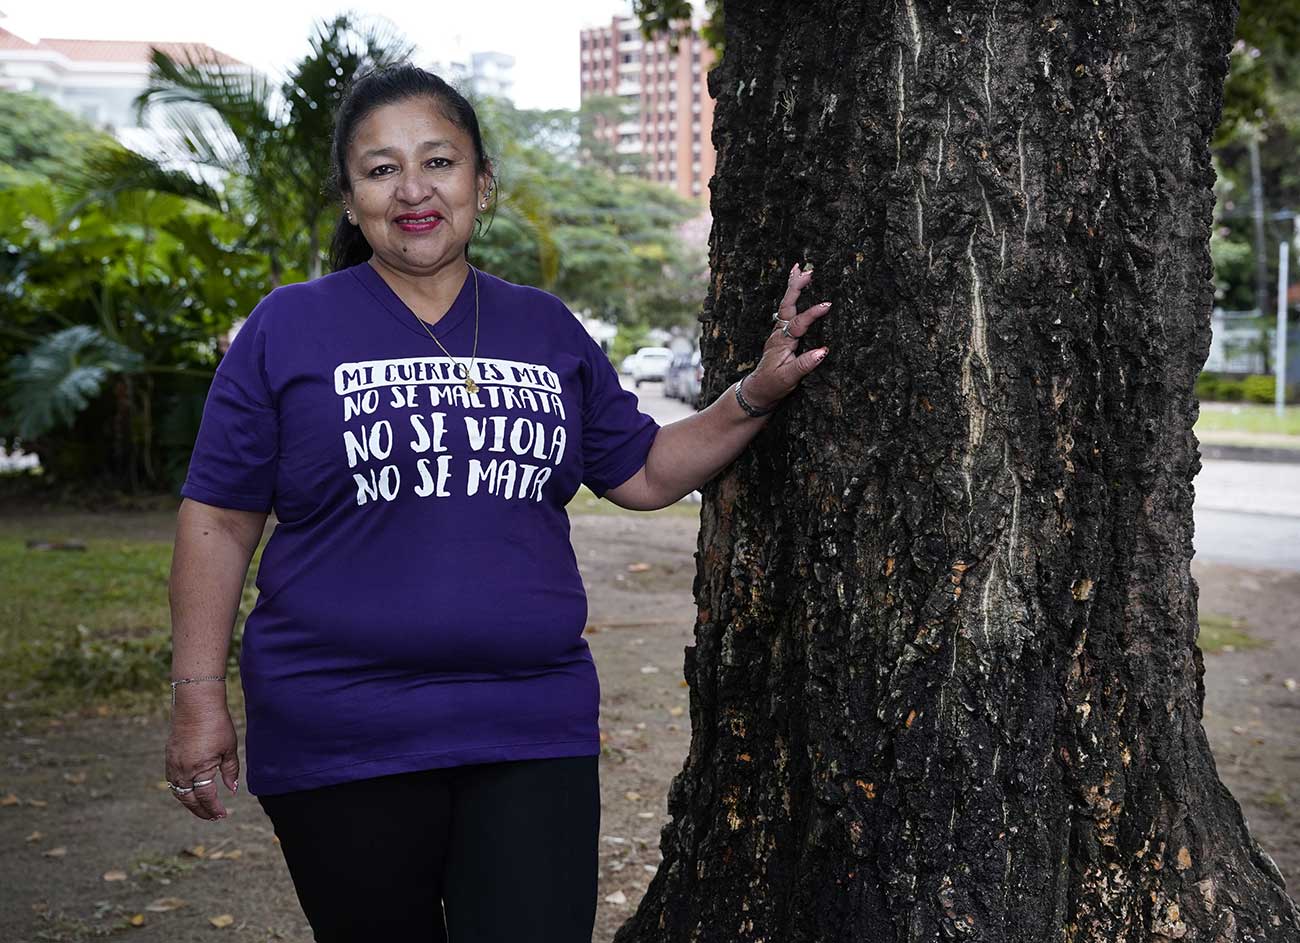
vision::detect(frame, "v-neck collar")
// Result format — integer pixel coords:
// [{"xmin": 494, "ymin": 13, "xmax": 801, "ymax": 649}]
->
[{"xmin": 349, "ymin": 260, "xmax": 477, "ymax": 341}]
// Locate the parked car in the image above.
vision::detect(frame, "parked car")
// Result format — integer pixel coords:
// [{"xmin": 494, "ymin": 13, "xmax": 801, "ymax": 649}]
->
[
  {"xmin": 663, "ymin": 351, "xmax": 695, "ymax": 400},
  {"xmin": 685, "ymin": 349, "xmax": 703, "ymax": 407},
  {"xmin": 628, "ymin": 347, "xmax": 674, "ymax": 386},
  {"xmin": 619, "ymin": 353, "xmax": 638, "ymax": 375}
]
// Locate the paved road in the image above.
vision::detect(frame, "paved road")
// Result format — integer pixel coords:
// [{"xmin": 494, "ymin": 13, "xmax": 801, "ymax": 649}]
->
[
  {"xmin": 623, "ymin": 378, "xmax": 1300, "ymax": 572},
  {"xmin": 1195, "ymin": 460, "xmax": 1300, "ymax": 572}
]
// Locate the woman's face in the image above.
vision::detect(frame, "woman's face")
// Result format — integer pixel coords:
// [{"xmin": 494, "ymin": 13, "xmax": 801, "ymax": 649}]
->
[{"xmin": 343, "ymin": 96, "xmax": 490, "ymax": 279}]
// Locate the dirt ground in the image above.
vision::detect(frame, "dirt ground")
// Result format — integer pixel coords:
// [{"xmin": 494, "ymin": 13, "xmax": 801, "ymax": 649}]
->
[{"xmin": 1, "ymin": 510, "xmax": 1297, "ymax": 941}]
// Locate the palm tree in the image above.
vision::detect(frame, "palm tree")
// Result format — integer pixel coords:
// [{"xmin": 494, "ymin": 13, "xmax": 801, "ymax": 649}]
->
[{"xmin": 127, "ymin": 14, "xmax": 413, "ymax": 282}]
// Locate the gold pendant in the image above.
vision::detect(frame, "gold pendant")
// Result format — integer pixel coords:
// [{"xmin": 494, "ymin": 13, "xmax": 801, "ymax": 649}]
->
[{"xmin": 465, "ymin": 378, "xmax": 479, "ymax": 394}]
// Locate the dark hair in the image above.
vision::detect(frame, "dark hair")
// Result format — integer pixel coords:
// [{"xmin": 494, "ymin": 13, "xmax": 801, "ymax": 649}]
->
[{"xmin": 328, "ymin": 64, "xmax": 494, "ymax": 272}]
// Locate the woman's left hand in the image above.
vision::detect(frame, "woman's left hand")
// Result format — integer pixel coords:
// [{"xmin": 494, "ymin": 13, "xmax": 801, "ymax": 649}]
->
[{"xmin": 741, "ymin": 262, "xmax": 832, "ymax": 411}]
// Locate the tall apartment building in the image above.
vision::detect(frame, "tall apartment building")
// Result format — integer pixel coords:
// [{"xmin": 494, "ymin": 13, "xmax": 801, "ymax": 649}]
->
[{"xmin": 578, "ymin": 15, "xmax": 716, "ymax": 202}]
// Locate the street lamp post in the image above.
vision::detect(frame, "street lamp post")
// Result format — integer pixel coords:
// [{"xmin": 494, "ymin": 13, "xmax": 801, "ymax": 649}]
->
[{"xmin": 1280, "ymin": 227, "xmax": 1294, "ymax": 419}]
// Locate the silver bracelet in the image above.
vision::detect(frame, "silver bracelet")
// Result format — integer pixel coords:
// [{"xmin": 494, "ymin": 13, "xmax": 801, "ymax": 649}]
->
[
  {"xmin": 734, "ymin": 374, "xmax": 776, "ymax": 418},
  {"xmin": 170, "ymin": 675, "xmax": 227, "ymax": 706}
]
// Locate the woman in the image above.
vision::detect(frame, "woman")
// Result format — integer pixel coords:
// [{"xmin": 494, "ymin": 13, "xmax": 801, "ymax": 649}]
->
[{"xmin": 166, "ymin": 64, "xmax": 831, "ymax": 941}]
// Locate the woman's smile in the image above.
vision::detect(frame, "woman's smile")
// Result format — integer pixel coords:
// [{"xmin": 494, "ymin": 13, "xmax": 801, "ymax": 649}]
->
[{"xmin": 393, "ymin": 211, "xmax": 444, "ymax": 233}]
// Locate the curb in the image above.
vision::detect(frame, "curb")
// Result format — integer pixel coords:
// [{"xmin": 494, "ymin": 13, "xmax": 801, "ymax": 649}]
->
[{"xmin": 1199, "ymin": 444, "xmax": 1300, "ymax": 465}]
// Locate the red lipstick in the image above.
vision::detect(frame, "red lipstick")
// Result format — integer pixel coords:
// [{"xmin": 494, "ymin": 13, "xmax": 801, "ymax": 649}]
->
[{"xmin": 394, "ymin": 210, "xmax": 443, "ymax": 232}]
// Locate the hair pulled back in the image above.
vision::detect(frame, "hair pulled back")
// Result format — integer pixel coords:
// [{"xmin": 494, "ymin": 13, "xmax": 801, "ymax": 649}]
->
[{"xmin": 328, "ymin": 64, "xmax": 493, "ymax": 272}]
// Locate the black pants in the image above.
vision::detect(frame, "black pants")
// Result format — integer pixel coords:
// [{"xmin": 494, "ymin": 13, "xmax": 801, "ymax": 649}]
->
[{"xmin": 257, "ymin": 755, "xmax": 600, "ymax": 942}]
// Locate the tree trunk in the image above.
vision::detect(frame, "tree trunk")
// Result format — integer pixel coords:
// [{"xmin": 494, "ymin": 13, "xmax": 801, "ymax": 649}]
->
[{"xmin": 617, "ymin": 1, "xmax": 1300, "ymax": 940}]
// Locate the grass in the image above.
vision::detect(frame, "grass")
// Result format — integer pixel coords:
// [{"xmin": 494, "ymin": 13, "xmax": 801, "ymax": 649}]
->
[
  {"xmin": 0, "ymin": 492, "xmax": 691, "ymax": 718},
  {"xmin": 1197, "ymin": 613, "xmax": 1265, "ymax": 654},
  {"xmin": 1196, "ymin": 403, "xmax": 1300, "ymax": 442},
  {"xmin": 0, "ymin": 509, "xmax": 259, "ymax": 717}
]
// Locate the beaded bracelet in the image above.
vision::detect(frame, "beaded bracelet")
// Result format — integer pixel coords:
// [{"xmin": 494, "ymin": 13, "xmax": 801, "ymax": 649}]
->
[{"xmin": 734, "ymin": 374, "xmax": 777, "ymax": 418}]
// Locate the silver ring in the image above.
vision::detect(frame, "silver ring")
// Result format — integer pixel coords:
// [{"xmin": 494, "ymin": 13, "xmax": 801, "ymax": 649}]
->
[
  {"xmin": 780, "ymin": 320, "xmax": 794, "ymax": 338},
  {"xmin": 191, "ymin": 777, "xmax": 216, "ymax": 789},
  {"xmin": 168, "ymin": 782, "xmax": 195, "ymax": 795}
]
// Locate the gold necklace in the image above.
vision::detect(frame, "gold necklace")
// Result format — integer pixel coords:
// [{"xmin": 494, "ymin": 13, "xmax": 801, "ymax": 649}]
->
[{"xmin": 412, "ymin": 265, "xmax": 480, "ymax": 393}]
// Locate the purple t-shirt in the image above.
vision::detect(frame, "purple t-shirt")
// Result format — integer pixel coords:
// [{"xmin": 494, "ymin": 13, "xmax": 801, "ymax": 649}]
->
[{"xmin": 181, "ymin": 262, "xmax": 659, "ymax": 795}]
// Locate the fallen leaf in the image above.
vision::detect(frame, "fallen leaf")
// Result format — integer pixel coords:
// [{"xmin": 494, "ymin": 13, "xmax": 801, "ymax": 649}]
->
[
  {"xmin": 26, "ymin": 799, "xmax": 48, "ymax": 808},
  {"xmin": 25, "ymin": 831, "xmax": 43, "ymax": 843},
  {"xmin": 207, "ymin": 850, "xmax": 224, "ymax": 860},
  {"xmin": 209, "ymin": 914, "xmax": 235, "ymax": 928},
  {"xmin": 625, "ymin": 791, "xmax": 642, "ymax": 802},
  {"xmin": 603, "ymin": 890, "xmax": 628, "ymax": 905},
  {"xmin": 0, "ymin": 793, "xmax": 19, "ymax": 807},
  {"xmin": 129, "ymin": 914, "xmax": 145, "ymax": 927},
  {"xmin": 102, "ymin": 870, "xmax": 128, "ymax": 882},
  {"xmin": 224, "ymin": 849, "xmax": 243, "ymax": 860},
  {"xmin": 668, "ymin": 706, "xmax": 684, "ymax": 717},
  {"xmin": 182, "ymin": 844, "xmax": 206, "ymax": 859},
  {"xmin": 679, "ymin": 680, "xmax": 689, "ymax": 688},
  {"xmin": 626, "ymin": 563, "xmax": 651, "ymax": 573},
  {"xmin": 63, "ymin": 771, "xmax": 87, "ymax": 785},
  {"xmin": 145, "ymin": 897, "xmax": 187, "ymax": 913},
  {"xmin": 43, "ymin": 846, "xmax": 67, "ymax": 858}
]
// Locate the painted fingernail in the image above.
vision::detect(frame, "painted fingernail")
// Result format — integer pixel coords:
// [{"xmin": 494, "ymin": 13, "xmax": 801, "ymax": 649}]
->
[
  {"xmin": 816, "ymin": 349, "xmax": 829, "ymax": 361},
  {"xmin": 819, "ymin": 301, "xmax": 832, "ymax": 309},
  {"xmin": 233, "ymin": 780, "xmax": 239, "ymax": 794}
]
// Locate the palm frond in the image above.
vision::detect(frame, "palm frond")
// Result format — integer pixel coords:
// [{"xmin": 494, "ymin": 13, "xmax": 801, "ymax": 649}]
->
[
  {"xmin": 5, "ymin": 325, "xmax": 144, "ymax": 439},
  {"xmin": 495, "ymin": 185, "xmax": 560, "ymax": 288},
  {"xmin": 136, "ymin": 49, "xmax": 280, "ymax": 138},
  {"xmin": 64, "ymin": 144, "xmax": 224, "ymax": 219}
]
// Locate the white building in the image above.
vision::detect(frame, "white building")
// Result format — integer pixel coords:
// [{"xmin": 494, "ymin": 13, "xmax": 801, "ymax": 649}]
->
[
  {"xmin": 0, "ymin": 27, "xmax": 244, "ymax": 154},
  {"xmin": 429, "ymin": 50, "xmax": 516, "ymax": 102}
]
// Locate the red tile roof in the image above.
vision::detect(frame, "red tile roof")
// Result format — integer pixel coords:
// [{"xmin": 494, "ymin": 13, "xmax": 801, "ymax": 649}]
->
[
  {"xmin": 0, "ymin": 27, "xmax": 38, "ymax": 50},
  {"xmin": 32, "ymin": 38, "xmax": 243, "ymax": 67}
]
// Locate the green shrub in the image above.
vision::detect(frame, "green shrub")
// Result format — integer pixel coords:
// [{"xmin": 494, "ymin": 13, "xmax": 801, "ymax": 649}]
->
[
  {"xmin": 1197, "ymin": 373, "xmax": 1245, "ymax": 401},
  {"xmin": 1197, "ymin": 371, "xmax": 1300, "ymax": 404},
  {"xmin": 1242, "ymin": 374, "xmax": 1277, "ymax": 404},
  {"xmin": 1195, "ymin": 373, "xmax": 1221, "ymax": 400}
]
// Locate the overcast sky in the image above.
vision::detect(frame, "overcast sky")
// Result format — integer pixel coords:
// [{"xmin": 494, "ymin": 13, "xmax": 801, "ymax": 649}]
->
[{"xmin": 2, "ymin": 1, "xmax": 649, "ymax": 110}]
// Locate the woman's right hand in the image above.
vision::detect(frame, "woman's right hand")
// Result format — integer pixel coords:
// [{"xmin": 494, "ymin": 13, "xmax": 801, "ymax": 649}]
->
[{"xmin": 165, "ymin": 687, "xmax": 241, "ymax": 821}]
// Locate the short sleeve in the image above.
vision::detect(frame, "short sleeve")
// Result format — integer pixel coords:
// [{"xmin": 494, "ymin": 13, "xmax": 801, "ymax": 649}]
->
[
  {"xmin": 578, "ymin": 333, "xmax": 660, "ymax": 498},
  {"xmin": 179, "ymin": 300, "xmax": 279, "ymax": 513}
]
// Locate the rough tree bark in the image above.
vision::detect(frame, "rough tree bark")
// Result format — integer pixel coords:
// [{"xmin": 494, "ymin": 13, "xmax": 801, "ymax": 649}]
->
[{"xmin": 617, "ymin": 1, "xmax": 1300, "ymax": 940}]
